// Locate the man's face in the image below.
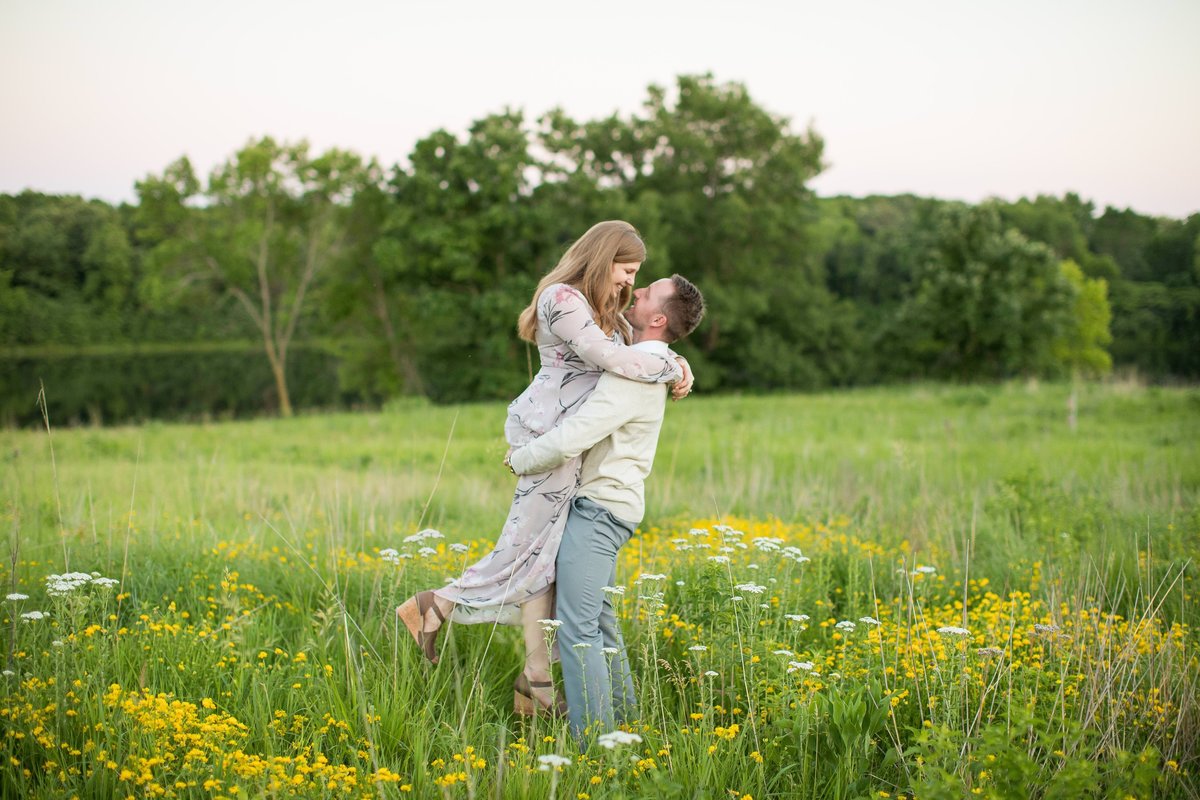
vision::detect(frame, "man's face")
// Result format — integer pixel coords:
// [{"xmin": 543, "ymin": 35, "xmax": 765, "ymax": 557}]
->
[{"xmin": 626, "ymin": 278, "xmax": 675, "ymax": 332}]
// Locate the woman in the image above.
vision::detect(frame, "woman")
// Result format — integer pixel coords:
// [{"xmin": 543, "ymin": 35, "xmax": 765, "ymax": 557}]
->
[{"xmin": 396, "ymin": 221, "xmax": 690, "ymax": 715}]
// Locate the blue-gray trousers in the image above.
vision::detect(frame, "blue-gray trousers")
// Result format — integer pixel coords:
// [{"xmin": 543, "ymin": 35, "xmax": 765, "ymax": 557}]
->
[{"xmin": 556, "ymin": 496, "xmax": 637, "ymax": 741}]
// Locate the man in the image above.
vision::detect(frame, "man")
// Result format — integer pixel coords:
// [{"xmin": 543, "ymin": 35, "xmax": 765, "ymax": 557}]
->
[{"xmin": 505, "ymin": 274, "xmax": 706, "ymax": 742}]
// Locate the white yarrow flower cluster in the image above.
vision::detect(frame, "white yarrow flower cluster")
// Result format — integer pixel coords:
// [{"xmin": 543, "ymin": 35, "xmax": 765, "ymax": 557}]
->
[
  {"xmin": 635, "ymin": 573, "xmax": 667, "ymax": 583},
  {"xmin": 752, "ymin": 537, "xmax": 784, "ymax": 552},
  {"xmin": 937, "ymin": 626, "xmax": 970, "ymax": 637},
  {"xmin": 6, "ymin": 593, "xmax": 29, "ymax": 602},
  {"xmin": 45, "ymin": 571, "xmax": 117, "ymax": 596},
  {"xmin": 597, "ymin": 730, "xmax": 642, "ymax": 749},
  {"xmin": 538, "ymin": 619, "xmax": 563, "ymax": 632},
  {"xmin": 403, "ymin": 529, "xmax": 444, "ymax": 544},
  {"xmin": 688, "ymin": 645, "xmax": 707, "ymax": 652},
  {"xmin": 787, "ymin": 660, "xmax": 815, "ymax": 673},
  {"xmin": 784, "ymin": 613, "xmax": 811, "ymax": 623},
  {"xmin": 45, "ymin": 572, "xmax": 95, "ymax": 597},
  {"xmin": 733, "ymin": 582, "xmax": 767, "ymax": 594},
  {"xmin": 708, "ymin": 555, "xmax": 731, "ymax": 565},
  {"xmin": 379, "ymin": 548, "xmax": 412, "ymax": 564},
  {"xmin": 537, "ymin": 754, "xmax": 572, "ymax": 771},
  {"xmin": 782, "ymin": 547, "xmax": 811, "ymax": 564},
  {"xmin": 601, "ymin": 585, "xmax": 626, "ymax": 597},
  {"xmin": 835, "ymin": 620, "xmax": 857, "ymax": 631},
  {"xmin": 416, "ymin": 547, "xmax": 437, "ymax": 558},
  {"xmin": 913, "ymin": 565, "xmax": 938, "ymax": 575},
  {"xmin": 858, "ymin": 616, "xmax": 881, "ymax": 626},
  {"xmin": 449, "ymin": 543, "xmax": 469, "ymax": 553},
  {"xmin": 21, "ymin": 610, "xmax": 47, "ymax": 622}
]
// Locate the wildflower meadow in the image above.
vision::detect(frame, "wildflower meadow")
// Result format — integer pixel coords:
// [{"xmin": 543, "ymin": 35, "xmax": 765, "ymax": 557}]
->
[{"xmin": 2, "ymin": 382, "xmax": 1197, "ymax": 798}]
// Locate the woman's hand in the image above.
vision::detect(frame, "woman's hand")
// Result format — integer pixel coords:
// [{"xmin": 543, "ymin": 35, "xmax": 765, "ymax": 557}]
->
[
  {"xmin": 503, "ymin": 447, "xmax": 516, "ymax": 474},
  {"xmin": 670, "ymin": 356, "xmax": 694, "ymax": 401}
]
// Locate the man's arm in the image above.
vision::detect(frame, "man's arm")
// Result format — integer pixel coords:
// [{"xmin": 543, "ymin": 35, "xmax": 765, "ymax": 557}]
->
[{"xmin": 508, "ymin": 375, "xmax": 644, "ymax": 475}]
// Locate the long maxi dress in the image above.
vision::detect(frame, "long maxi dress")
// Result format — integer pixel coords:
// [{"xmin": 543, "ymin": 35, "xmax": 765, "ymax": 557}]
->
[{"xmin": 434, "ymin": 283, "xmax": 682, "ymax": 625}]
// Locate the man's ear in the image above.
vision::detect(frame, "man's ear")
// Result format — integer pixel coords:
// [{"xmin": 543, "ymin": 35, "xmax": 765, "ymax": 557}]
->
[{"xmin": 652, "ymin": 312, "xmax": 668, "ymax": 330}]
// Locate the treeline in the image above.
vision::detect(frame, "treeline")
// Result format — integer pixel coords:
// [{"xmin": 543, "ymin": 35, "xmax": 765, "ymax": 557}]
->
[{"xmin": 2, "ymin": 75, "xmax": 1197, "ymax": 425}]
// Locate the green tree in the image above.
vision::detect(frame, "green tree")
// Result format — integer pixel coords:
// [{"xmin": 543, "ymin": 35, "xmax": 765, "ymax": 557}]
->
[
  {"xmin": 137, "ymin": 138, "xmax": 370, "ymax": 416},
  {"xmin": 1053, "ymin": 260, "xmax": 1112, "ymax": 376},
  {"xmin": 540, "ymin": 74, "xmax": 853, "ymax": 390},
  {"xmin": 888, "ymin": 204, "xmax": 1076, "ymax": 379}
]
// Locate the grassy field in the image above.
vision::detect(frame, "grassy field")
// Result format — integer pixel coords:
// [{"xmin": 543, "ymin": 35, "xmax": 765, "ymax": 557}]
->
[{"xmin": 2, "ymin": 381, "xmax": 1197, "ymax": 798}]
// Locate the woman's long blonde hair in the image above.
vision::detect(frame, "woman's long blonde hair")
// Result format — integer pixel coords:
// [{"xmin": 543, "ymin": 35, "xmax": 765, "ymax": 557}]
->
[{"xmin": 517, "ymin": 221, "xmax": 646, "ymax": 344}]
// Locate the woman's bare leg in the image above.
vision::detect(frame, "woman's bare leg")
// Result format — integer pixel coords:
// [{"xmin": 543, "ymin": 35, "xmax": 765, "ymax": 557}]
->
[{"xmin": 519, "ymin": 588, "xmax": 556, "ymax": 704}]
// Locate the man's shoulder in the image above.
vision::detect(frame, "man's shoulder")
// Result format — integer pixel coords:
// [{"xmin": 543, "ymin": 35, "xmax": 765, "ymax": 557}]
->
[{"xmin": 595, "ymin": 371, "xmax": 669, "ymax": 396}]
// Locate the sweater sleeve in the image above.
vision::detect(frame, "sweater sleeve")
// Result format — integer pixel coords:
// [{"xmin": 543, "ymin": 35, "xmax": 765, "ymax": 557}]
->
[{"xmin": 508, "ymin": 374, "xmax": 641, "ymax": 475}]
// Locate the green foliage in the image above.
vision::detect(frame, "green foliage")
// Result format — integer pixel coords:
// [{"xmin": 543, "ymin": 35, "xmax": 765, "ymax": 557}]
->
[
  {"xmin": 4, "ymin": 74, "xmax": 1198, "ymax": 422},
  {"xmin": 910, "ymin": 707, "xmax": 1162, "ymax": 799},
  {"xmin": 887, "ymin": 204, "xmax": 1076, "ymax": 379},
  {"xmin": 1053, "ymin": 260, "xmax": 1112, "ymax": 377}
]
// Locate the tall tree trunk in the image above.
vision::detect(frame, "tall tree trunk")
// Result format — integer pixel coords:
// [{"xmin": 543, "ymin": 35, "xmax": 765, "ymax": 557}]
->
[{"xmin": 263, "ymin": 334, "xmax": 293, "ymax": 417}]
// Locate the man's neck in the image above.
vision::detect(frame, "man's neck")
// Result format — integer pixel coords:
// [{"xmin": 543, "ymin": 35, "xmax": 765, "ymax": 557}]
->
[{"xmin": 631, "ymin": 330, "xmax": 669, "ymax": 346}]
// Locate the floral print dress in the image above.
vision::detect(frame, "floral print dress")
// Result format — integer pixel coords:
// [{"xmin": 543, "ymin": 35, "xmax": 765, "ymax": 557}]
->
[{"xmin": 435, "ymin": 283, "xmax": 682, "ymax": 625}]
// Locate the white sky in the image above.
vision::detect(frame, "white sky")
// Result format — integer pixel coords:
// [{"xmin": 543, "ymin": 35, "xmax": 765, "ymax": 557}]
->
[{"xmin": 2, "ymin": 0, "xmax": 1198, "ymax": 217}]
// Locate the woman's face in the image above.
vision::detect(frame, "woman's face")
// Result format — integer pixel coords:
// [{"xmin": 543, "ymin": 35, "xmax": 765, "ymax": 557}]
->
[{"xmin": 610, "ymin": 261, "xmax": 641, "ymax": 297}]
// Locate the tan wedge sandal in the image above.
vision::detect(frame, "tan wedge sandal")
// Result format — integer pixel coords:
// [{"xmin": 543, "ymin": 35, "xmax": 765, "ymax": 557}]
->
[
  {"xmin": 395, "ymin": 591, "xmax": 446, "ymax": 664},
  {"xmin": 513, "ymin": 672, "xmax": 568, "ymax": 718}
]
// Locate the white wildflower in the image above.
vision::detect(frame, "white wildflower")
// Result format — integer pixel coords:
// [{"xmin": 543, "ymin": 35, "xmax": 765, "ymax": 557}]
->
[
  {"xmin": 835, "ymin": 620, "xmax": 856, "ymax": 631},
  {"xmin": 538, "ymin": 619, "xmax": 563, "ymax": 632},
  {"xmin": 449, "ymin": 543, "xmax": 469, "ymax": 553},
  {"xmin": 913, "ymin": 565, "xmax": 937, "ymax": 575},
  {"xmin": 704, "ymin": 670, "xmax": 718, "ymax": 677},
  {"xmin": 636, "ymin": 573, "xmax": 667, "ymax": 583},
  {"xmin": 602, "ymin": 585, "xmax": 626, "ymax": 596},
  {"xmin": 787, "ymin": 661, "xmax": 815, "ymax": 673},
  {"xmin": 21, "ymin": 610, "xmax": 47, "ymax": 621},
  {"xmin": 858, "ymin": 616, "xmax": 881, "ymax": 626},
  {"xmin": 784, "ymin": 614, "xmax": 810, "ymax": 622},
  {"xmin": 572, "ymin": 642, "xmax": 592, "ymax": 650},
  {"xmin": 45, "ymin": 572, "xmax": 93, "ymax": 596},
  {"xmin": 416, "ymin": 547, "xmax": 437, "ymax": 557},
  {"xmin": 379, "ymin": 548, "xmax": 401, "ymax": 564},
  {"xmin": 602, "ymin": 647, "xmax": 618, "ymax": 656},
  {"xmin": 708, "ymin": 555, "xmax": 730, "ymax": 564},
  {"xmin": 773, "ymin": 649, "xmax": 794, "ymax": 656},
  {"xmin": 403, "ymin": 529, "xmax": 444, "ymax": 544},
  {"xmin": 937, "ymin": 626, "xmax": 970, "ymax": 637},
  {"xmin": 688, "ymin": 645, "xmax": 707, "ymax": 652},
  {"xmin": 597, "ymin": 730, "xmax": 642, "ymax": 749},
  {"xmin": 91, "ymin": 577, "xmax": 119, "ymax": 589},
  {"xmin": 976, "ymin": 647, "xmax": 1004, "ymax": 657},
  {"xmin": 688, "ymin": 528, "xmax": 708, "ymax": 537},
  {"xmin": 733, "ymin": 582, "xmax": 767, "ymax": 594},
  {"xmin": 6, "ymin": 593, "xmax": 28, "ymax": 601},
  {"xmin": 537, "ymin": 753, "xmax": 572, "ymax": 771}
]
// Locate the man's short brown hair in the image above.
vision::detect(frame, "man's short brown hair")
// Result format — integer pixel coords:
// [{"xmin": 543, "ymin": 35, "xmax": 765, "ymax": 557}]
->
[{"xmin": 662, "ymin": 274, "xmax": 706, "ymax": 343}]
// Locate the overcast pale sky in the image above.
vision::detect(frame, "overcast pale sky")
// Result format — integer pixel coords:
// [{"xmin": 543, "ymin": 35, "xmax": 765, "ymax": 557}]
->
[{"xmin": 2, "ymin": 0, "xmax": 1198, "ymax": 217}]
